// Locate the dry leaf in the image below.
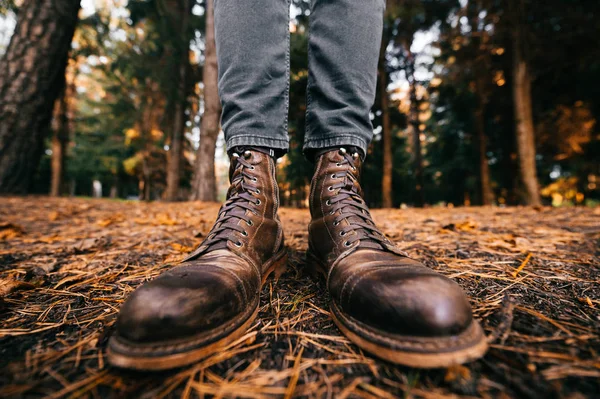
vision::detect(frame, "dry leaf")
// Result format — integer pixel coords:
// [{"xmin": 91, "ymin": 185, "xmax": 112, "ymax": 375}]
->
[
  {"xmin": 444, "ymin": 364, "xmax": 472, "ymax": 382},
  {"xmin": 0, "ymin": 222, "xmax": 24, "ymax": 240},
  {"xmin": 48, "ymin": 211, "xmax": 60, "ymax": 221},
  {"xmin": 170, "ymin": 243, "xmax": 194, "ymax": 253},
  {"xmin": 0, "ymin": 279, "xmax": 35, "ymax": 297},
  {"xmin": 156, "ymin": 213, "xmax": 177, "ymax": 226}
]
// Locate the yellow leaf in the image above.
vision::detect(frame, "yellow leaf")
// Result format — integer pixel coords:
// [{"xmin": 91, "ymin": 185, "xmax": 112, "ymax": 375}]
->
[{"xmin": 156, "ymin": 213, "xmax": 177, "ymax": 226}]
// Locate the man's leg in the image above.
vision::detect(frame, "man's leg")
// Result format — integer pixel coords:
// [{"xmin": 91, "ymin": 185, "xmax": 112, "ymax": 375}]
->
[
  {"xmin": 107, "ymin": 0, "xmax": 290, "ymax": 370},
  {"xmin": 303, "ymin": 0, "xmax": 384, "ymax": 156},
  {"xmin": 305, "ymin": 0, "xmax": 488, "ymax": 368},
  {"xmin": 216, "ymin": 0, "xmax": 291, "ymax": 152}
]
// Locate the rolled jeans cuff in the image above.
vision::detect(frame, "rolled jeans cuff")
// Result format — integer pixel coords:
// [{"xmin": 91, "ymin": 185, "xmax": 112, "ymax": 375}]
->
[
  {"xmin": 226, "ymin": 133, "xmax": 289, "ymax": 153},
  {"xmin": 303, "ymin": 132, "xmax": 368, "ymax": 157}
]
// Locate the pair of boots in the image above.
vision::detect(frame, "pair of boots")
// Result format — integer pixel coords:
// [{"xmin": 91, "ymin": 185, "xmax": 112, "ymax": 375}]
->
[{"xmin": 107, "ymin": 148, "xmax": 488, "ymax": 370}]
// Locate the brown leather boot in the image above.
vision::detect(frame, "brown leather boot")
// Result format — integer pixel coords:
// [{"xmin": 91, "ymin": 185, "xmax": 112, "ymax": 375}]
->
[
  {"xmin": 307, "ymin": 148, "xmax": 487, "ymax": 368},
  {"xmin": 107, "ymin": 149, "xmax": 286, "ymax": 370}
]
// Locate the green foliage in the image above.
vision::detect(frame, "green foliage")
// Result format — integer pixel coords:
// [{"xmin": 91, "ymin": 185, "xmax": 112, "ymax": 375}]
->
[{"xmin": 0, "ymin": 0, "xmax": 16, "ymax": 15}]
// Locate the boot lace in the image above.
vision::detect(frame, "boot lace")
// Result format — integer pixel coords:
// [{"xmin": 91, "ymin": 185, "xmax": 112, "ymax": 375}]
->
[
  {"xmin": 204, "ymin": 151, "xmax": 262, "ymax": 249},
  {"xmin": 328, "ymin": 148, "xmax": 387, "ymax": 248}
]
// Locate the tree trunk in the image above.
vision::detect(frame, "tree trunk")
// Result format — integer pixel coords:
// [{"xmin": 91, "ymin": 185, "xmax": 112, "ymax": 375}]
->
[
  {"xmin": 409, "ymin": 89, "xmax": 424, "ymax": 208},
  {"xmin": 475, "ymin": 92, "xmax": 494, "ymax": 205},
  {"xmin": 512, "ymin": 0, "xmax": 541, "ymax": 206},
  {"xmin": 0, "ymin": 0, "xmax": 80, "ymax": 194},
  {"xmin": 193, "ymin": 129, "xmax": 219, "ymax": 201},
  {"xmin": 50, "ymin": 89, "xmax": 69, "ymax": 197},
  {"xmin": 140, "ymin": 154, "xmax": 151, "ymax": 201},
  {"xmin": 379, "ymin": 38, "xmax": 393, "ymax": 209},
  {"xmin": 404, "ymin": 42, "xmax": 425, "ymax": 207},
  {"xmin": 191, "ymin": 0, "xmax": 222, "ymax": 201},
  {"xmin": 164, "ymin": 0, "xmax": 190, "ymax": 202}
]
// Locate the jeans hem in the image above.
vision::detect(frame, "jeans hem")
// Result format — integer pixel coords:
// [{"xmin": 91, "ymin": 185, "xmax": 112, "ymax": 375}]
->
[
  {"xmin": 303, "ymin": 134, "xmax": 368, "ymax": 155},
  {"xmin": 227, "ymin": 135, "xmax": 289, "ymax": 151}
]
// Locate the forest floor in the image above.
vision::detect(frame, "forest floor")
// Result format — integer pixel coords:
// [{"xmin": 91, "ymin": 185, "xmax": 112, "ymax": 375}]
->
[{"xmin": 0, "ymin": 197, "xmax": 599, "ymax": 399}]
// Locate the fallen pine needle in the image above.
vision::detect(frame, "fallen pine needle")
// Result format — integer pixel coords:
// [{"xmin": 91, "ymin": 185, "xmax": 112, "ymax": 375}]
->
[
  {"xmin": 512, "ymin": 252, "xmax": 532, "ymax": 278},
  {"xmin": 284, "ymin": 345, "xmax": 304, "ymax": 399}
]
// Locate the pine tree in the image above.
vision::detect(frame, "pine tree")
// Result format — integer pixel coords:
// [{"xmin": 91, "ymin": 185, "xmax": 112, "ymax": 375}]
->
[{"xmin": 0, "ymin": 0, "xmax": 80, "ymax": 193}]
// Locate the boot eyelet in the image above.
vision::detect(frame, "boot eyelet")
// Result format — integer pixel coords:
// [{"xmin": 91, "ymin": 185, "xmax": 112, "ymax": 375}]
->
[
  {"xmin": 249, "ymin": 166, "xmax": 255, "ymax": 170},
  {"xmin": 255, "ymin": 189, "xmax": 261, "ymax": 194},
  {"xmin": 326, "ymin": 200, "xmax": 331, "ymax": 206},
  {"xmin": 331, "ymin": 174, "xmax": 337, "ymax": 179},
  {"xmin": 246, "ymin": 220, "xmax": 254, "ymax": 226},
  {"xmin": 328, "ymin": 186, "xmax": 334, "ymax": 191},
  {"xmin": 340, "ymin": 231, "xmax": 346, "ymax": 236},
  {"xmin": 242, "ymin": 231, "xmax": 248, "ymax": 236},
  {"xmin": 333, "ymin": 221, "xmax": 339, "ymax": 226},
  {"xmin": 335, "ymin": 163, "xmax": 341, "ymax": 167},
  {"xmin": 243, "ymin": 150, "xmax": 251, "ymax": 158},
  {"xmin": 252, "ymin": 177, "xmax": 258, "ymax": 182},
  {"xmin": 234, "ymin": 241, "xmax": 243, "ymax": 247},
  {"xmin": 344, "ymin": 241, "xmax": 352, "ymax": 247},
  {"xmin": 329, "ymin": 210, "xmax": 335, "ymax": 215},
  {"xmin": 255, "ymin": 199, "xmax": 261, "ymax": 205}
]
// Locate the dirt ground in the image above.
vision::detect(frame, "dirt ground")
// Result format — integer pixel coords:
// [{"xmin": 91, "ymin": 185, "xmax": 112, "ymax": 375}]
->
[{"xmin": 0, "ymin": 197, "xmax": 598, "ymax": 398}]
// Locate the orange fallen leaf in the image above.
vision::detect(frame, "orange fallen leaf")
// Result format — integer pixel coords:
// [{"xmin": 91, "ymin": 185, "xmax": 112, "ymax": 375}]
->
[
  {"xmin": 48, "ymin": 211, "xmax": 60, "ymax": 221},
  {"xmin": 156, "ymin": 213, "xmax": 178, "ymax": 226},
  {"xmin": 0, "ymin": 222, "xmax": 24, "ymax": 240},
  {"xmin": 455, "ymin": 220, "xmax": 478, "ymax": 231},
  {"xmin": 441, "ymin": 220, "xmax": 478, "ymax": 232},
  {"xmin": 170, "ymin": 243, "xmax": 194, "ymax": 253},
  {"xmin": 444, "ymin": 364, "xmax": 471, "ymax": 382}
]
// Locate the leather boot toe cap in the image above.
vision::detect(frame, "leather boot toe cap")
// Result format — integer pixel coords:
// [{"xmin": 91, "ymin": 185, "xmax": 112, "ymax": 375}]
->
[
  {"xmin": 330, "ymin": 252, "xmax": 474, "ymax": 337},
  {"xmin": 115, "ymin": 262, "xmax": 252, "ymax": 343}
]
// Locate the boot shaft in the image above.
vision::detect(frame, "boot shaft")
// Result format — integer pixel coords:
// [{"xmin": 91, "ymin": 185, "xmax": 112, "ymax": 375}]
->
[{"xmin": 187, "ymin": 149, "xmax": 284, "ymax": 268}]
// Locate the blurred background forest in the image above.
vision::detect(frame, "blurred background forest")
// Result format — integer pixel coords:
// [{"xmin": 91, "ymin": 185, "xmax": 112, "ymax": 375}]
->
[{"xmin": 0, "ymin": 0, "xmax": 599, "ymax": 208}]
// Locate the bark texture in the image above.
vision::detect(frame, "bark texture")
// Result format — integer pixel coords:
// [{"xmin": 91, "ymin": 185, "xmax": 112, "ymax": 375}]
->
[
  {"xmin": 50, "ymin": 88, "xmax": 69, "ymax": 197},
  {"xmin": 0, "ymin": 0, "xmax": 80, "ymax": 194},
  {"xmin": 379, "ymin": 39, "xmax": 393, "ymax": 209},
  {"xmin": 512, "ymin": 0, "xmax": 541, "ymax": 206},
  {"xmin": 164, "ymin": 0, "xmax": 190, "ymax": 202},
  {"xmin": 474, "ymin": 84, "xmax": 495, "ymax": 205},
  {"xmin": 404, "ymin": 43, "xmax": 424, "ymax": 207},
  {"xmin": 476, "ymin": 108, "xmax": 494, "ymax": 205},
  {"xmin": 191, "ymin": 0, "xmax": 222, "ymax": 201}
]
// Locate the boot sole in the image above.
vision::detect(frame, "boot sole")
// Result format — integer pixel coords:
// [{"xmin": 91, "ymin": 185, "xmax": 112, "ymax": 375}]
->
[
  {"xmin": 330, "ymin": 300, "xmax": 488, "ymax": 368},
  {"xmin": 306, "ymin": 251, "xmax": 488, "ymax": 368},
  {"xmin": 106, "ymin": 249, "xmax": 288, "ymax": 371}
]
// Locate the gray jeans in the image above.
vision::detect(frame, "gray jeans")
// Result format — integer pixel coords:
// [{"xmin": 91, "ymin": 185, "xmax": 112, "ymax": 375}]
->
[{"xmin": 214, "ymin": 0, "xmax": 385, "ymax": 156}]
